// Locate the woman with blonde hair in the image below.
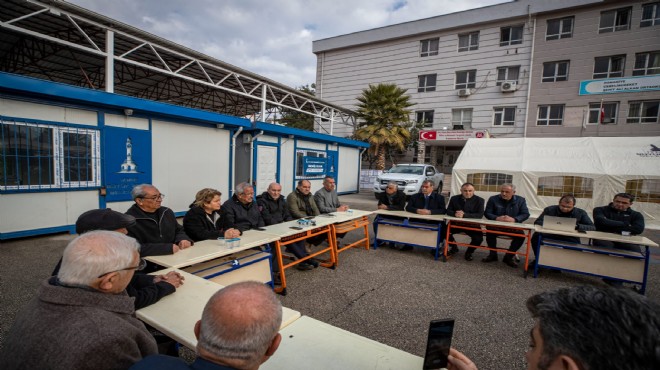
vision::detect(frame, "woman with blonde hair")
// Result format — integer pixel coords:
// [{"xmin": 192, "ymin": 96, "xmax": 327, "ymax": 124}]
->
[{"xmin": 183, "ymin": 188, "xmax": 240, "ymax": 241}]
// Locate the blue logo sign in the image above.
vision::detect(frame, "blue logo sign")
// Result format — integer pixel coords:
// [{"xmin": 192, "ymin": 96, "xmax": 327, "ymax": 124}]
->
[{"xmin": 104, "ymin": 127, "xmax": 152, "ymax": 202}]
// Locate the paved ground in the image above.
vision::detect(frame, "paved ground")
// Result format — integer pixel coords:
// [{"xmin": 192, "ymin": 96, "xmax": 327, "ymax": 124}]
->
[{"xmin": 1, "ymin": 190, "xmax": 658, "ymax": 370}]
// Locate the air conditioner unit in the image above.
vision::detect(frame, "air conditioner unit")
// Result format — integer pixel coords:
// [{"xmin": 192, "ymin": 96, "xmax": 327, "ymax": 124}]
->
[
  {"xmin": 500, "ymin": 81, "xmax": 518, "ymax": 92},
  {"xmin": 457, "ymin": 89, "xmax": 471, "ymax": 97}
]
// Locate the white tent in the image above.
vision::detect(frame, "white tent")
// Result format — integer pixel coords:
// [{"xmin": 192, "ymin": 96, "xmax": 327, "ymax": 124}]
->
[{"xmin": 452, "ymin": 137, "xmax": 660, "ymax": 230}]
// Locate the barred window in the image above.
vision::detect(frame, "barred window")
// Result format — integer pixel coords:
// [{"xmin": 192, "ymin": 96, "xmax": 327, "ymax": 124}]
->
[
  {"xmin": 467, "ymin": 173, "xmax": 513, "ymax": 192},
  {"xmin": 537, "ymin": 176, "xmax": 593, "ymax": 198},
  {"xmin": 626, "ymin": 179, "xmax": 660, "ymax": 204},
  {"xmin": 0, "ymin": 119, "xmax": 100, "ymax": 190}
]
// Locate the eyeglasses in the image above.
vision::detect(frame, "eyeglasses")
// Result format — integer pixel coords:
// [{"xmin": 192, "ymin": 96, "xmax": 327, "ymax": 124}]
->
[
  {"xmin": 97, "ymin": 258, "xmax": 147, "ymax": 278},
  {"xmin": 141, "ymin": 194, "xmax": 165, "ymax": 200}
]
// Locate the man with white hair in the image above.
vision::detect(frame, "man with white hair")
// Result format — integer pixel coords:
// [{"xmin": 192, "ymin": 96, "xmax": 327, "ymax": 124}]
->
[
  {"xmin": 131, "ymin": 281, "xmax": 282, "ymax": 370},
  {"xmin": 222, "ymin": 182, "xmax": 265, "ymax": 233},
  {"xmin": 0, "ymin": 231, "xmax": 157, "ymax": 370}
]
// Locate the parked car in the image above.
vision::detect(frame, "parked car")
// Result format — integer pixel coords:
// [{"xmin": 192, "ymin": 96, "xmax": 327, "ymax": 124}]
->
[{"xmin": 373, "ymin": 164, "xmax": 444, "ymax": 197}]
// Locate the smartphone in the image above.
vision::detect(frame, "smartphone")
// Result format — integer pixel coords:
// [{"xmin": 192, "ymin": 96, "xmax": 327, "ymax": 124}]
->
[
  {"xmin": 255, "ymin": 227, "xmax": 267, "ymax": 231},
  {"xmin": 289, "ymin": 226, "xmax": 303, "ymax": 230},
  {"xmin": 423, "ymin": 319, "xmax": 454, "ymax": 370},
  {"xmin": 304, "ymin": 216, "xmax": 315, "ymax": 220}
]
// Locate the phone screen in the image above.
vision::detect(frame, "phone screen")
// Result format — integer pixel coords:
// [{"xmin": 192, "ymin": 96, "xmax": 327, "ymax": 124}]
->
[{"xmin": 423, "ymin": 319, "xmax": 454, "ymax": 370}]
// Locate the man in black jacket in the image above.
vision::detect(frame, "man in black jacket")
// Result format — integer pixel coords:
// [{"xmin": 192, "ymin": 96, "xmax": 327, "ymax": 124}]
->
[
  {"xmin": 593, "ymin": 193, "xmax": 645, "ymax": 252},
  {"xmin": 222, "ymin": 182, "xmax": 265, "ymax": 233},
  {"xmin": 126, "ymin": 184, "xmax": 193, "ymax": 256},
  {"xmin": 257, "ymin": 182, "xmax": 316, "ymax": 270},
  {"xmin": 402, "ymin": 180, "xmax": 446, "ymax": 252},
  {"xmin": 483, "ymin": 183, "xmax": 530, "ymax": 267},
  {"xmin": 377, "ymin": 182, "xmax": 406, "ymax": 211},
  {"xmin": 446, "ymin": 182, "xmax": 485, "ymax": 261}
]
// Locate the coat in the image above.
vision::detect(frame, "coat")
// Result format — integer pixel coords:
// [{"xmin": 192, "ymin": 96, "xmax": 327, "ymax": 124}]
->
[
  {"xmin": 376, "ymin": 190, "xmax": 406, "ymax": 211},
  {"xmin": 257, "ymin": 192, "xmax": 293, "ymax": 225},
  {"xmin": 126, "ymin": 204, "xmax": 193, "ymax": 256},
  {"xmin": 221, "ymin": 194, "xmax": 264, "ymax": 233},
  {"xmin": 183, "ymin": 205, "xmax": 225, "ymax": 241},
  {"xmin": 405, "ymin": 192, "xmax": 446, "ymax": 215},
  {"xmin": 287, "ymin": 189, "xmax": 320, "ymax": 218}
]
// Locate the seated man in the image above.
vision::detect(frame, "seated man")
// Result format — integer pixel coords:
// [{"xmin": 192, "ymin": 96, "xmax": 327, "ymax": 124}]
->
[
  {"xmin": 130, "ymin": 281, "xmax": 282, "ymax": 370},
  {"xmin": 446, "ymin": 182, "xmax": 484, "ymax": 261},
  {"xmin": 126, "ymin": 184, "xmax": 193, "ymax": 256},
  {"xmin": 447, "ymin": 285, "xmax": 660, "ymax": 370},
  {"xmin": 287, "ymin": 179, "xmax": 320, "ymax": 218},
  {"xmin": 1, "ymin": 231, "xmax": 158, "ymax": 370},
  {"xmin": 314, "ymin": 176, "xmax": 349, "ymax": 213},
  {"xmin": 403, "ymin": 180, "xmax": 446, "ymax": 252},
  {"xmin": 258, "ymin": 182, "xmax": 317, "ymax": 271},
  {"xmin": 376, "ymin": 182, "xmax": 406, "ymax": 211},
  {"xmin": 52, "ymin": 209, "xmax": 184, "ymax": 310},
  {"xmin": 482, "ymin": 183, "xmax": 530, "ymax": 267},
  {"xmin": 530, "ymin": 194, "xmax": 595, "ymax": 265},
  {"xmin": 222, "ymin": 182, "xmax": 265, "ymax": 233},
  {"xmin": 593, "ymin": 193, "xmax": 645, "ymax": 252}
]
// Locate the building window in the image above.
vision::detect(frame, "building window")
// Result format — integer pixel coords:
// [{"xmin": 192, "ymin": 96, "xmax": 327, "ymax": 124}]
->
[
  {"xmin": 627, "ymin": 101, "xmax": 660, "ymax": 124},
  {"xmin": 493, "ymin": 107, "xmax": 516, "ymax": 126},
  {"xmin": 295, "ymin": 149, "xmax": 327, "ymax": 179},
  {"xmin": 641, "ymin": 2, "xmax": 660, "ymax": 27},
  {"xmin": 467, "ymin": 173, "xmax": 513, "ymax": 192},
  {"xmin": 537, "ymin": 176, "xmax": 594, "ymax": 198},
  {"xmin": 626, "ymin": 179, "xmax": 660, "ymax": 204},
  {"xmin": 633, "ymin": 51, "xmax": 660, "ymax": 76},
  {"xmin": 416, "ymin": 110, "xmax": 434, "ymax": 128},
  {"xmin": 537, "ymin": 105, "xmax": 564, "ymax": 126},
  {"xmin": 458, "ymin": 32, "xmax": 479, "ymax": 52},
  {"xmin": 0, "ymin": 119, "xmax": 101, "ymax": 190},
  {"xmin": 593, "ymin": 55, "xmax": 625, "ymax": 79},
  {"xmin": 496, "ymin": 66, "xmax": 520, "ymax": 85},
  {"xmin": 420, "ymin": 38, "xmax": 439, "ymax": 57},
  {"xmin": 418, "ymin": 74, "xmax": 437, "ymax": 92},
  {"xmin": 546, "ymin": 17, "xmax": 574, "ymax": 40},
  {"xmin": 500, "ymin": 25, "xmax": 523, "ymax": 46},
  {"xmin": 451, "ymin": 108, "xmax": 473, "ymax": 129},
  {"xmin": 588, "ymin": 102, "xmax": 619, "ymax": 124},
  {"xmin": 542, "ymin": 61, "xmax": 569, "ymax": 82},
  {"xmin": 599, "ymin": 7, "xmax": 631, "ymax": 33},
  {"xmin": 455, "ymin": 70, "xmax": 476, "ymax": 89}
]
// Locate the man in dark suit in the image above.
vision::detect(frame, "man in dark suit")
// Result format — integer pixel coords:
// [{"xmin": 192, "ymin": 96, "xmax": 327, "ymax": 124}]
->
[
  {"xmin": 402, "ymin": 180, "xmax": 446, "ymax": 251},
  {"xmin": 446, "ymin": 182, "xmax": 485, "ymax": 261}
]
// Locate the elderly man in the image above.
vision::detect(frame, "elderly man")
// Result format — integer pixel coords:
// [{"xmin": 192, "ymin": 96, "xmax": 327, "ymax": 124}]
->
[
  {"xmin": 52, "ymin": 208, "xmax": 184, "ymax": 309},
  {"xmin": 1, "ymin": 231, "xmax": 158, "ymax": 370},
  {"xmin": 258, "ymin": 182, "xmax": 317, "ymax": 271},
  {"xmin": 403, "ymin": 180, "xmax": 446, "ymax": 252},
  {"xmin": 314, "ymin": 176, "xmax": 349, "ymax": 214},
  {"xmin": 288, "ymin": 179, "xmax": 321, "ymax": 218},
  {"xmin": 593, "ymin": 193, "xmax": 645, "ymax": 252},
  {"xmin": 222, "ymin": 182, "xmax": 265, "ymax": 233},
  {"xmin": 446, "ymin": 182, "xmax": 485, "ymax": 261},
  {"xmin": 126, "ymin": 184, "xmax": 193, "ymax": 256},
  {"xmin": 482, "ymin": 183, "xmax": 530, "ymax": 267},
  {"xmin": 446, "ymin": 285, "xmax": 660, "ymax": 370},
  {"xmin": 376, "ymin": 181, "xmax": 406, "ymax": 211},
  {"xmin": 130, "ymin": 281, "xmax": 282, "ymax": 370}
]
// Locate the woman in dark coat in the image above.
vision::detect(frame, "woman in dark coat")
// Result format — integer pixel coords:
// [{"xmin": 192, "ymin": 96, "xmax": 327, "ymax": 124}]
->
[{"xmin": 183, "ymin": 188, "xmax": 240, "ymax": 241}]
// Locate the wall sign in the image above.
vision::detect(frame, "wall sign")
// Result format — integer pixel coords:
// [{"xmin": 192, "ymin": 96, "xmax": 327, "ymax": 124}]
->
[
  {"xmin": 103, "ymin": 127, "xmax": 152, "ymax": 201},
  {"xmin": 579, "ymin": 75, "xmax": 660, "ymax": 95},
  {"xmin": 303, "ymin": 156, "xmax": 326, "ymax": 176}
]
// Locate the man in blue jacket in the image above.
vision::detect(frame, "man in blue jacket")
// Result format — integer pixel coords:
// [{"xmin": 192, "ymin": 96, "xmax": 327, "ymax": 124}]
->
[{"xmin": 483, "ymin": 183, "xmax": 530, "ymax": 267}]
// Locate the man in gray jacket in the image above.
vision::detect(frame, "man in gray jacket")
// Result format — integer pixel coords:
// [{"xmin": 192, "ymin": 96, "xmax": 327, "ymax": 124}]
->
[
  {"xmin": 0, "ymin": 231, "xmax": 157, "ymax": 370},
  {"xmin": 314, "ymin": 176, "xmax": 349, "ymax": 214}
]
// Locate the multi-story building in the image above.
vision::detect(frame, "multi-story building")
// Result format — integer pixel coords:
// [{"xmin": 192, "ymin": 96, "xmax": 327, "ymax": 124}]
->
[{"xmin": 313, "ymin": 0, "xmax": 660, "ymax": 173}]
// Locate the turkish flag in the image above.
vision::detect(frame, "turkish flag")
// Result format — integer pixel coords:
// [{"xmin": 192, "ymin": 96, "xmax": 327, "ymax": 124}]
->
[{"xmin": 419, "ymin": 131, "xmax": 437, "ymax": 140}]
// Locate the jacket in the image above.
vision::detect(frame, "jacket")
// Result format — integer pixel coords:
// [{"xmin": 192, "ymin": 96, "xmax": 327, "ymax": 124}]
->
[
  {"xmin": 126, "ymin": 204, "xmax": 193, "ymax": 256},
  {"xmin": 131, "ymin": 356, "xmax": 238, "ymax": 370},
  {"xmin": 183, "ymin": 205, "xmax": 225, "ymax": 241},
  {"xmin": 257, "ymin": 192, "xmax": 293, "ymax": 225},
  {"xmin": 446, "ymin": 194, "xmax": 485, "ymax": 219},
  {"xmin": 0, "ymin": 277, "xmax": 157, "ymax": 370},
  {"xmin": 314, "ymin": 187, "xmax": 340, "ymax": 213},
  {"xmin": 287, "ymin": 189, "xmax": 320, "ymax": 218},
  {"xmin": 405, "ymin": 192, "xmax": 446, "ymax": 215},
  {"xmin": 376, "ymin": 190, "xmax": 406, "ymax": 211},
  {"xmin": 221, "ymin": 194, "xmax": 264, "ymax": 233},
  {"xmin": 593, "ymin": 203, "xmax": 645, "ymax": 235},
  {"xmin": 535, "ymin": 205, "xmax": 596, "ymax": 232},
  {"xmin": 484, "ymin": 195, "xmax": 530, "ymax": 223}
]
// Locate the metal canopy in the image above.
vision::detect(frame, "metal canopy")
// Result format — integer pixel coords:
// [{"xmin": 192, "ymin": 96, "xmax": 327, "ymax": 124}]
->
[{"xmin": 0, "ymin": 0, "xmax": 356, "ymax": 134}]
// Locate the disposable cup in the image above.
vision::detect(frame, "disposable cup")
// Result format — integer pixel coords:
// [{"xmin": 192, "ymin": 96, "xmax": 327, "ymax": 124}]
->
[{"xmin": 217, "ymin": 237, "xmax": 226, "ymax": 247}]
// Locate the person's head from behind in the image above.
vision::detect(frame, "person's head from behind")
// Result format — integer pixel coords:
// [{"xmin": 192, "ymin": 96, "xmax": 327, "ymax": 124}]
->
[
  {"xmin": 322, "ymin": 176, "xmax": 336, "ymax": 192},
  {"xmin": 297, "ymin": 180, "xmax": 311, "ymax": 195},
  {"xmin": 525, "ymin": 285, "xmax": 660, "ymax": 370},
  {"xmin": 194, "ymin": 188, "xmax": 222, "ymax": 213},
  {"xmin": 460, "ymin": 182, "xmax": 475, "ymax": 199},
  {"xmin": 58, "ymin": 231, "xmax": 142, "ymax": 294},
  {"xmin": 75, "ymin": 208, "xmax": 136, "ymax": 235},
  {"xmin": 385, "ymin": 182, "xmax": 398, "ymax": 195},
  {"xmin": 195, "ymin": 281, "xmax": 283, "ymax": 369},
  {"xmin": 557, "ymin": 194, "xmax": 576, "ymax": 214},
  {"xmin": 612, "ymin": 193, "xmax": 634, "ymax": 212},
  {"xmin": 267, "ymin": 183, "xmax": 282, "ymax": 200}
]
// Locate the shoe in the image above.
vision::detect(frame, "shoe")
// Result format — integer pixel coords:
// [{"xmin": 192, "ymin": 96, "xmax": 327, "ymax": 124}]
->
[
  {"xmin": 296, "ymin": 262, "xmax": 314, "ymax": 271},
  {"xmin": 400, "ymin": 245, "xmax": 413, "ymax": 251},
  {"xmin": 464, "ymin": 253, "xmax": 473, "ymax": 261},
  {"xmin": 448, "ymin": 247, "xmax": 459, "ymax": 255},
  {"xmin": 482, "ymin": 254, "xmax": 498, "ymax": 263},
  {"xmin": 308, "ymin": 258, "xmax": 320, "ymax": 268},
  {"xmin": 502, "ymin": 256, "xmax": 518, "ymax": 268}
]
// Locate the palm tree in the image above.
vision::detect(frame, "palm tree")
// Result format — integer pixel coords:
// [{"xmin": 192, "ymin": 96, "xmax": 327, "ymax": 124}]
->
[{"xmin": 354, "ymin": 83, "xmax": 415, "ymax": 170}]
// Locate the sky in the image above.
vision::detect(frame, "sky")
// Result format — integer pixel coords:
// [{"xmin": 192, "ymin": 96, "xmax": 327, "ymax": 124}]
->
[{"xmin": 67, "ymin": 0, "xmax": 509, "ymax": 89}]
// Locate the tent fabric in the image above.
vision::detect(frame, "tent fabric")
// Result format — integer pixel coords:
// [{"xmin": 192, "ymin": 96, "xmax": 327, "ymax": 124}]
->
[{"xmin": 452, "ymin": 137, "xmax": 660, "ymax": 230}]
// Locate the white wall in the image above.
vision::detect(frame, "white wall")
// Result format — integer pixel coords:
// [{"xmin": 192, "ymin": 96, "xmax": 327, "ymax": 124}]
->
[
  {"xmin": 0, "ymin": 98, "xmax": 98, "ymax": 125},
  {"xmin": 338, "ymin": 147, "xmax": 360, "ymax": 193},
  {"xmin": 279, "ymin": 137, "xmax": 295, "ymax": 195},
  {"xmin": 104, "ymin": 113, "xmax": 149, "ymax": 129}
]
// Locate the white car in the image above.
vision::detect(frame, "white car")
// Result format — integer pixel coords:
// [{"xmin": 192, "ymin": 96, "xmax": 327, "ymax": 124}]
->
[{"xmin": 373, "ymin": 164, "xmax": 445, "ymax": 197}]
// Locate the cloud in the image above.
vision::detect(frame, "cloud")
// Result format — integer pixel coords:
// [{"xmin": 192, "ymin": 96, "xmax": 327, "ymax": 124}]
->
[{"xmin": 67, "ymin": 0, "xmax": 508, "ymax": 88}]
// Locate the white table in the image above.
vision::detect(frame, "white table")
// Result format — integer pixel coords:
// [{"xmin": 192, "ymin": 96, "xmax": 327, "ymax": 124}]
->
[
  {"xmin": 136, "ymin": 268, "xmax": 301, "ymax": 350},
  {"xmin": 325, "ymin": 210, "xmax": 373, "ymax": 262},
  {"xmin": 373, "ymin": 209, "xmax": 446, "ymax": 260},
  {"xmin": 262, "ymin": 316, "xmax": 424, "ymax": 370}
]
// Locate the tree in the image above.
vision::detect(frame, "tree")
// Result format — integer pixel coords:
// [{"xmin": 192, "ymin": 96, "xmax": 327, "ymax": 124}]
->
[
  {"xmin": 279, "ymin": 84, "xmax": 316, "ymax": 131},
  {"xmin": 353, "ymin": 83, "xmax": 415, "ymax": 170}
]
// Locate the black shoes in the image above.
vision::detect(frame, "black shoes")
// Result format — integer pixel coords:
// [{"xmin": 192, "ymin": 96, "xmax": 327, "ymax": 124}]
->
[
  {"xmin": 448, "ymin": 246, "xmax": 459, "ymax": 256},
  {"xmin": 400, "ymin": 245, "xmax": 413, "ymax": 251},
  {"xmin": 482, "ymin": 254, "xmax": 498, "ymax": 263},
  {"xmin": 464, "ymin": 253, "xmax": 473, "ymax": 261},
  {"xmin": 502, "ymin": 256, "xmax": 518, "ymax": 268},
  {"xmin": 296, "ymin": 262, "xmax": 314, "ymax": 271}
]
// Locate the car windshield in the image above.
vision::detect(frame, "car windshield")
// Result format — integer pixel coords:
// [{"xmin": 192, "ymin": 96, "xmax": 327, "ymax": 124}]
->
[{"xmin": 388, "ymin": 166, "xmax": 424, "ymax": 175}]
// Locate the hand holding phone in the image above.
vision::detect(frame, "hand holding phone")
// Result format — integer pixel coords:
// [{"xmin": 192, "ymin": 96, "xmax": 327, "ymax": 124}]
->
[{"xmin": 423, "ymin": 319, "xmax": 454, "ymax": 370}]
